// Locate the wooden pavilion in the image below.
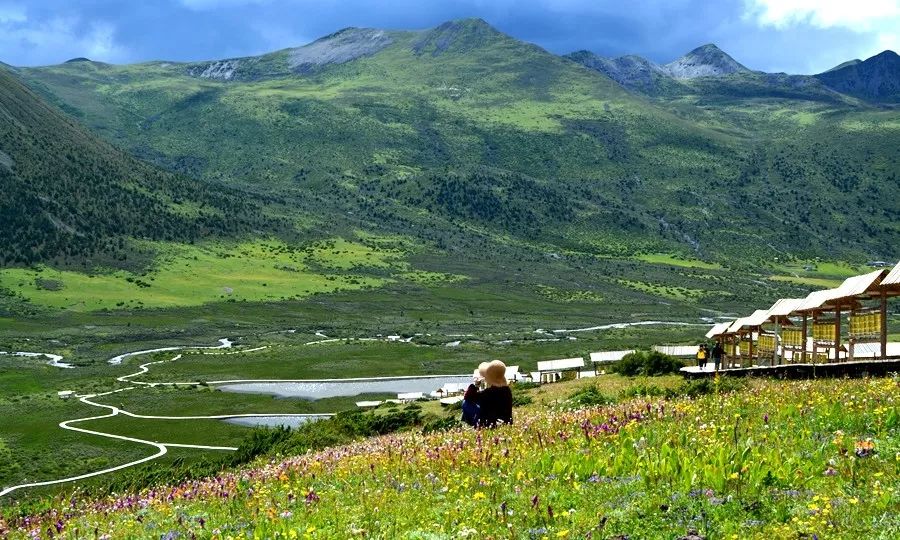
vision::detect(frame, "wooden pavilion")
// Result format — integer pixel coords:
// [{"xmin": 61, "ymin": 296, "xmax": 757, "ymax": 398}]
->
[
  {"xmin": 759, "ymin": 297, "xmax": 805, "ymax": 365},
  {"xmin": 722, "ymin": 309, "xmax": 769, "ymax": 367},
  {"xmin": 702, "ymin": 262, "xmax": 899, "ymax": 369}
]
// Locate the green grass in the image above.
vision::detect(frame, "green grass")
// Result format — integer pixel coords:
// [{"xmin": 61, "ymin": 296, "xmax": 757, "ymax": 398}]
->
[
  {"xmin": 7, "ymin": 377, "xmax": 896, "ymax": 538},
  {"xmin": 769, "ymin": 275, "xmax": 844, "ymax": 288},
  {"xmin": 773, "ymin": 261, "xmax": 874, "ymax": 279},
  {"xmin": 534, "ymin": 285, "xmax": 604, "ymax": 303},
  {"xmin": 0, "ymin": 237, "xmax": 428, "ymax": 311},
  {"xmin": 76, "ymin": 415, "xmax": 249, "ymax": 448},
  {"xmin": 0, "ymin": 393, "xmax": 150, "ymax": 490},
  {"xmin": 634, "ymin": 253, "xmax": 723, "ymax": 270},
  {"xmin": 616, "ymin": 278, "xmax": 709, "ymax": 301},
  {"xmin": 91, "ymin": 385, "xmax": 381, "ymax": 416},
  {"xmin": 135, "ymin": 329, "xmax": 701, "ymax": 383}
]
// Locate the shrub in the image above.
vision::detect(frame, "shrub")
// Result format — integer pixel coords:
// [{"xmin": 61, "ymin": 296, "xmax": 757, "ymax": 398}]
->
[
  {"xmin": 513, "ymin": 388, "xmax": 534, "ymax": 407},
  {"xmin": 612, "ymin": 350, "xmax": 683, "ymax": 376},
  {"xmin": 567, "ymin": 384, "xmax": 614, "ymax": 407},
  {"xmin": 676, "ymin": 376, "xmax": 748, "ymax": 398},
  {"xmin": 421, "ymin": 415, "xmax": 459, "ymax": 434},
  {"xmin": 619, "ymin": 383, "xmax": 667, "ymax": 399}
]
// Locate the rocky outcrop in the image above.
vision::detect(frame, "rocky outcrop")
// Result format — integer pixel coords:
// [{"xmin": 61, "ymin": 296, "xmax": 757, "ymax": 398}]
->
[
  {"xmin": 566, "ymin": 51, "xmax": 672, "ymax": 93},
  {"xmin": 288, "ymin": 28, "xmax": 393, "ymax": 71},
  {"xmin": 190, "ymin": 60, "xmax": 240, "ymax": 80}
]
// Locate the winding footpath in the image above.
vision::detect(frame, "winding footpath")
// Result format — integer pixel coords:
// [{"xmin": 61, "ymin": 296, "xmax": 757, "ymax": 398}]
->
[
  {"xmin": 0, "ymin": 340, "xmax": 321, "ymax": 499},
  {"xmin": 0, "ymin": 387, "xmax": 238, "ymax": 498}
]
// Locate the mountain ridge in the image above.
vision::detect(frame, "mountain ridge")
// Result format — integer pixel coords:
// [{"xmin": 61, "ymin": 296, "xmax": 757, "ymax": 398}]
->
[
  {"xmin": 9, "ymin": 18, "xmax": 900, "ymax": 267},
  {"xmin": 814, "ymin": 50, "xmax": 900, "ymax": 103},
  {"xmin": 568, "ymin": 44, "xmax": 898, "ymax": 103},
  {"xmin": 24, "ymin": 17, "xmax": 891, "ymax": 104},
  {"xmin": 0, "ymin": 65, "xmax": 275, "ymax": 266}
]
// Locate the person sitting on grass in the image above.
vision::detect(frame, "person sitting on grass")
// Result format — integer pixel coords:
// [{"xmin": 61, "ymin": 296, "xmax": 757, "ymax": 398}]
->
[
  {"xmin": 464, "ymin": 359, "xmax": 513, "ymax": 428},
  {"xmin": 461, "ymin": 362, "xmax": 489, "ymax": 426}
]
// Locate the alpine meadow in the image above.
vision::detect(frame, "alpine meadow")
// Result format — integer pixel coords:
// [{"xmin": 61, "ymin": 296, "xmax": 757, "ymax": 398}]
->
[{"xmin": 0, "ymin": 8, "xmax": 898, "ymax": 540}]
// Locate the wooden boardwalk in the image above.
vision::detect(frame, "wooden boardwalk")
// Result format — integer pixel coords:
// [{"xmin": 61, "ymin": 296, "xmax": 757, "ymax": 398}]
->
[{"xmin": 680, "ymin": 358, "xmax": 900, "ymax": 379}]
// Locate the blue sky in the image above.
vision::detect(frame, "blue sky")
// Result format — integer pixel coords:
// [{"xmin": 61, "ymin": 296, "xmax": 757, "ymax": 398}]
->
[{"xmin": 0, "ymin": 0, "xmax": 897, "ymax": 73}]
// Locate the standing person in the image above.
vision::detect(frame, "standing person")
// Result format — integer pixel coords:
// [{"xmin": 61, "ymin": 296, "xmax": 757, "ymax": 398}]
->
[
  {"xmin": 461, "ymin": 362, "xmax": 489, "ymax": 426},
  {"xmin": 696, "ymin": 343, "xmax": 708, "ymax": 369},
  {"xmin": 711, "ymin": 341, "xmax": 724, "ymax": 372},
  {"xmin": 465, "ymin": 360, "xmax": 513, "ymax": 428}
]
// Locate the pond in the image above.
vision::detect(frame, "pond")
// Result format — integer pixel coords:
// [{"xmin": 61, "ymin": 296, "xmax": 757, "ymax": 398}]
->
[
  {"xmin": 217, "ymin": 375, "xmax": 472, "ymax": 400},
  {"xmin": 222, "ymin": 415, "xmax": 331, "ymax": 428}
]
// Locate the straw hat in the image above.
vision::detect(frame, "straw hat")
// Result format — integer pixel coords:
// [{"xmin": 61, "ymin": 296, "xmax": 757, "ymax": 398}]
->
[
  {"xmin": 477, "ymin": 361, "xmax": 491, "ymax": 378},
  {"xmin": 482, "ymin": 360, "xmax": 508, "ymax": 387}
]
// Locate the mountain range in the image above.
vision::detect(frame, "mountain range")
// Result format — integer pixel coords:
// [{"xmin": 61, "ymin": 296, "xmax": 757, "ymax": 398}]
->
[
  {"xmin": 566, "ymin": 43, "xmax": 900, "ymax": 103},
  {"xmin": 2, "ymin": 18, "xmax": 898, "ymax": 272}
]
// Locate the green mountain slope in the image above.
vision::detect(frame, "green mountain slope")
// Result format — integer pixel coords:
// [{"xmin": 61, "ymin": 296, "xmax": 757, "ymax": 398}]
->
[
  {"xmin": 0, "ymin": 66, "xmax": 277, "ymax": 266},
  {"xmin": 14, "ymin": 18, "xmax": 900, "ymax": 263},
  {"xmin": 815, "ymin": 50, "xmax": 900, "ymax": 103}
]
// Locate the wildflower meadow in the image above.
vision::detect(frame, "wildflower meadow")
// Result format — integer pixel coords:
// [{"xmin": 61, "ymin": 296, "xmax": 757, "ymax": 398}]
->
[{"xmin": 2, "ymin": 377, "xmax": 897, "ymax": 539}]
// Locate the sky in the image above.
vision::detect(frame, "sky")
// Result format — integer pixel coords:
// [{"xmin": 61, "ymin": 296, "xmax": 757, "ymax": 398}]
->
[{"xmin": 0, "ymin": 0, "xmax": 897, "ymax": 74}]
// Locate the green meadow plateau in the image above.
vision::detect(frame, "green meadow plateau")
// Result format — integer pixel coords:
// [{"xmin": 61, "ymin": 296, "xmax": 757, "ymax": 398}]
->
[{"xmin": 0, "ymin": 16, "xmax": 897, "ymax": 539}]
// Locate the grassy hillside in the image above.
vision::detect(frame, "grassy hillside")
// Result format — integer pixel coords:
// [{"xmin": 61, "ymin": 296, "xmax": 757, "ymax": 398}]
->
[
  {"xmin": 0, "ymin": 66, "xmax": 276, "ymax": 267},
  {"xmin": 3, "ymin": 377, "xmax": 895, "ymax": 538},
  {"xmin": 17, "ymin": 19, "xmax": 899, "ymax": 265}
]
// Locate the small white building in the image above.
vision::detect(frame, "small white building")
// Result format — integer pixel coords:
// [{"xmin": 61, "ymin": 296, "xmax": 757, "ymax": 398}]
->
[
  {"xmin": 355, "ymin": 400, "xmax": 382, "ymax": 408},
  {"xmin": 536, "ymin": 357, "xmax": 585, "ymax": 383},
  {"xmin": 589, "ymin": 350, "xmax": 635, "ymax": 364}
]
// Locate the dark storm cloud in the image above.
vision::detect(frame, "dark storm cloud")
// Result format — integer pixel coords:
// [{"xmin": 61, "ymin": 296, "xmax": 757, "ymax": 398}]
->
[{"xmin": 0, "ymin": 0, "xmax": 894, "ymax": 74}]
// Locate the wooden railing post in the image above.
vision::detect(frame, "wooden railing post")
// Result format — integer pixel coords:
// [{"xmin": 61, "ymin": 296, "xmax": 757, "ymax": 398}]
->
[
  {"xmin": 881, "ymin": 292, "xmax": 888, "ymax": 360},
  {"xmin": 834, "ymin": 304, "xmax": 842, "ymax": 363},
  {"xmin": 801, "ymin": 313, "xmax": 808, "ymax": 363}
]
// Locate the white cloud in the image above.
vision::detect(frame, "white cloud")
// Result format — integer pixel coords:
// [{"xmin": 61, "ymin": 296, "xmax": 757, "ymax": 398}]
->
[
  {"xmin": 744, "ymin": 0, "xmax": 899, "ymax": 62},
  {"xmin": 745, "ymin": 0, "xmax": 900, "ymax": 29},
  {"xmin": 0, "ymin": 16, "xmax": 129, "ymax": 65}
]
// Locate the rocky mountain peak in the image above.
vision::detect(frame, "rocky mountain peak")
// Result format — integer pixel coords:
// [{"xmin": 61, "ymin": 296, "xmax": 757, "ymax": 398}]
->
[
  {"xmin": 662, "ymin": 43, "xmax": 751, "ymax": 79},
  {"xmin": 412, "ymin": 18, "xmax": 505, "ymax": 56}
]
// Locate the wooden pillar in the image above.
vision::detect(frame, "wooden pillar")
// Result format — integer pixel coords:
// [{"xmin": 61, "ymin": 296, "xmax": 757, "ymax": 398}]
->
[
  {"xmin": 749, "ymin": 329, "xmax": 755, "ymax": 367},
  {"xmin": 774, "ymin": 319, "xmax": 782, "ymax": 365},
  {"xmin": 731, "ymin": 335, "xmax": 739, "ymax": 368},
  {"xmin": 834, "ymin": 304, "xmax": 842, "ymax": 363},
  {"xmin": 848, "ymin": 306, "xmax": 856, "ymax": 362},
  {"xmin": 811, "ymin": 311, "xmax": 818, "ymax": 364},
  {"xmin": 801, "ymin": 313, "xmax": 808, "ymax": 363},
  {"xmin": 881, "ymin": 292, "xmax": 888, "ymax": 360}
]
